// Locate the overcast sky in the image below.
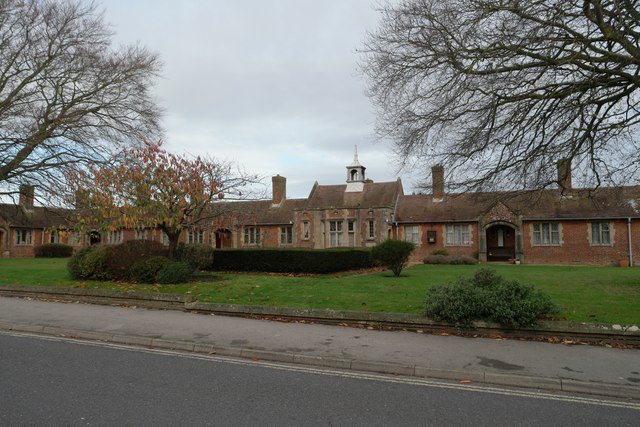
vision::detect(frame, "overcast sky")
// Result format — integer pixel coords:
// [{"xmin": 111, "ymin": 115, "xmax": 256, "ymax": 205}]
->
[{"xmin": 103, "ymin": 0, "xmax": 418, "ymax": 199}]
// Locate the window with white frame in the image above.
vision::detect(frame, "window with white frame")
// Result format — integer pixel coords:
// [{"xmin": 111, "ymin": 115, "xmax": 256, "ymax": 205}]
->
[
  {"xmin": 591, "ymin": 222, "xmax": 611, "ymax": 245},
  {"xmin": 445, "ymin": 224, "xmax": 470, "ymax": 246},
  {"xmin": 160, "ymin": 231, "xmax": 170, "ymax": 246},
  {"xmin": 280, "ymin": 226, "xmax": 293, "ymax": 245},
  {"xmin": 404, "ymin": 225, "xmax": 420, "ymax": 244},
  {"xmin": 302, "ymin": 221, "xmax": 310, "ymax": 240},
  {"xmin": 244, "ymin": 226, "xmax": 260, "ymax": 245},
  {"xmin": 15, "ymin": 229, "xmax": 32, "ymax": 245},
  {"xmin": 49, "ymin": 230, "xmax": 60, "ymax": 244},
  {"xmin": 107, "ymin": 230, "xmax": 123, "ymax": 244},
  {"xmin": 188, "ymin": 229, "xmax": 205, "ymax": 244},
  {"xmin": 67, "ymin": 231, "xmax": 82, "ymax": 246},
  {"xmin": 329, "ymin": 220, "xmax": 343, "ymax": 247},
  {"xmin": 135, "ymin": 229, "xmax": 148, "ymax": 240},
  {"xmin": 532, "ymin": 223, "xmax": 560, "ymax": 246},
  {"xmin": 348, "ymin": 220, "xmax": 356, "ymax": 247},
  {"xmin": 367, "ymin": 220, "xmax": 375, "ymax": 240}
]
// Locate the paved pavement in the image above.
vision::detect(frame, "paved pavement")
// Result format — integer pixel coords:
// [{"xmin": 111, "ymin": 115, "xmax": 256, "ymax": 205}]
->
[{"xmin": 0, "ymin": 296, "xmax": 638, "ymax": 400}]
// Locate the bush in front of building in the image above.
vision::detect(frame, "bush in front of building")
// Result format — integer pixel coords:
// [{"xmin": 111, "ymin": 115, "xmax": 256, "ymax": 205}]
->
[
  {"xmin": 155, "ymin": 261, "xmax": 195, "ymax": 284},
  {"xmin": 174, "ymin": 243, "xmax": 215, "ymax": 270},
  {"xmin": 370, "ymin": 239, "xmax": 415, "ymax": 277},
  {"xmin": 67, "ymin": 245, "xmax": 111, "ymax": 280},
  {"xmin": 34, "ymin": 243, "xmax": 73, "ymax": 258},
  {"xmin": 423, "ymin": 254, "xmax": 477, "ymax": 265},
  {"xmin": 103, "ymin": 239, "xmax": 169, "ymax": 280},
  {"xmin": 424, "ymin": 268, "xmax": 558, "ymax": 328},
  {"xmin": 68, "ymin": 240, "xmax": 176, "ymax": 283},
  {"xmin": 210, "ymin": 248, "xmax": 373, "ymax": 274},
  {"xmin": 129, "ymin": 256, "xmax": 171, "ymax": 283}
]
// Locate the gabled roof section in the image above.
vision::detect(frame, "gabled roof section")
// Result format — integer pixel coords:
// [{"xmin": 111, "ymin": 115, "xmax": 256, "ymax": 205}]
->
[
  {"xmin": 0, "ymin": 203, "xmax": 74, "ymax": 228},
  {"xmin": 304, "ymin": 180, "xmax": 402, "ymax": 210}
]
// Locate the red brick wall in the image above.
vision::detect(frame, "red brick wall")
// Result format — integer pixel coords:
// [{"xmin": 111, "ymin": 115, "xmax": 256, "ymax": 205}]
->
[
  {"xmin": 407, "ymin": 222, "xmax": 478, "ymax": 262},
  {"xmin": 522, "ymin": 219, "xmax": 639, "ymax": 266}
]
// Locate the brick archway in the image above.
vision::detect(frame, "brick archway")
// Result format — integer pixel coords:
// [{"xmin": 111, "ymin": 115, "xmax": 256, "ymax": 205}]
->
[{"xmin": 484, "ymin": 222, "xmax": 517, "ymax": 262}]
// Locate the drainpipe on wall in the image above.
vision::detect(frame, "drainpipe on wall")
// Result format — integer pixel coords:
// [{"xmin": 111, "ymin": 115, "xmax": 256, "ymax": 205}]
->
[{"xmin": 628, "ymin": 218, "xmax": 633, "ymax": 267}]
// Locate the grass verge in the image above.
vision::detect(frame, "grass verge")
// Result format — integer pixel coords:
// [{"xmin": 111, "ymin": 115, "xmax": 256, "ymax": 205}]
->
[{"xmin": 1, "ymin": 258, "xmax": 639, "ymax": 324}]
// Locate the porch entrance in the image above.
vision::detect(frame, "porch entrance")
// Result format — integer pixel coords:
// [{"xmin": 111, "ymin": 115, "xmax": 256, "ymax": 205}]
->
[
  {"xmin": 486, "ymin": 224, "xmax": 516, "ymax": 262},
  {"xmin": 215, "ymin": 229, "xmax": 231, "ymax": 249}
]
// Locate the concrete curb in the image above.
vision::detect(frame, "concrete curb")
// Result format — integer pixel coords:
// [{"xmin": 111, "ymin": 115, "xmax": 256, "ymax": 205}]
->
[
  {"xmin": 2, "ymin": 284, "xmax": 639, "ymax": 339},
  {"xmin": 1, "ymin": 320, "xmax": 638, "ymax": 401}
]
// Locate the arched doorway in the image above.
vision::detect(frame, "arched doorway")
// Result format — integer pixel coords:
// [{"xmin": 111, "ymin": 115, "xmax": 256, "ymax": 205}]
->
[
  {"xmin": 485, "ymin": 223, "xmax": 516, "ymax": 262},
  {"xmin": 88, "ymin": 231, "xmax": 101, "ymax": 245}
]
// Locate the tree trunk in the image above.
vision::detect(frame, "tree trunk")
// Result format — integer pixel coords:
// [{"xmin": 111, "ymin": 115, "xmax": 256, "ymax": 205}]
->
[{"xmin": 164, "ymin": 229, "xmax": 182, "ymax": 259}]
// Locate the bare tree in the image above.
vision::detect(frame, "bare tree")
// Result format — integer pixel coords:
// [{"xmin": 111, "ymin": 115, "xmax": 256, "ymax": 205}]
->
[
  {"xmin": 0, "ymin": 0, "xmax": 162, "ymax": 200},
  {"xmin": 361, "ymin": 0, "xmax": 640, "ymax": 191}
]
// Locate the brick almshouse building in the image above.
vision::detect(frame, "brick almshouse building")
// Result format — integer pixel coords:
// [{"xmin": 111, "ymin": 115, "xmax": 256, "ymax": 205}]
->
[{"xmin": 2, "ymin": 151, "xmax": 640, "ymax": 266}]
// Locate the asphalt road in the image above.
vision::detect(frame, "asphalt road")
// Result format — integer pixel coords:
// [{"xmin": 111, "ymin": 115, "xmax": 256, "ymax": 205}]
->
[{"xmin": 1, "ymin": 332, "xmax": 638, "ymax": 426}]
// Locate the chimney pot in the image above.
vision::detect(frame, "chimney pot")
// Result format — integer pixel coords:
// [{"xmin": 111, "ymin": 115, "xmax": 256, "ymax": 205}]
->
[
  {"xmin": 19, "ymin": 184, "xmax": 34, "ymax": 209},
  {"xmin": 557, "ymin": 159, "xmax": 572, "ymax": 190},
  {"xmin": 272, "ymin": 175, "xmax": 286, "ymax": 205},
  {"xmin": 432, "ymin": 165, "xmax": 444, "ymax": 200}
]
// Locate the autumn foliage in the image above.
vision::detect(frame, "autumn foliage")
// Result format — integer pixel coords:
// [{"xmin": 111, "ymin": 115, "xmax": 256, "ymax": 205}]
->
[{"xmin": 69, "ymin": 140, "xmax": 257, "ymax": 257}]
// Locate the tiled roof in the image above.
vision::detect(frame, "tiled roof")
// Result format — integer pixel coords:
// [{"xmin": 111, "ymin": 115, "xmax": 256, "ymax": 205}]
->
[
  {"xmin": 213, "ymin": 198, "xmax": 308, "ymax": 226},
  {"xmin": 395, "ymin": 187, "xmax": 640, "ymax": 223},
  {"xmin": 0, "ymin": 204, "xmax": 74, "ymax": 228},
  {"xmin": 305, "ymin": 180, "xmax": 402, "ymax": 210}
]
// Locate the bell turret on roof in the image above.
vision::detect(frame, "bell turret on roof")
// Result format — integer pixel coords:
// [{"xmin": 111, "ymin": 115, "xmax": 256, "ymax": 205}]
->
[{"xmin": 346, "ymin": 146, "xmax": 367, "ymax": 192}]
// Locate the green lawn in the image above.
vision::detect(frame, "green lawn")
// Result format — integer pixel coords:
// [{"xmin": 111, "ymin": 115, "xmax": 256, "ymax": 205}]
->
[{"xmin": 1, "ymin": 258, "xmax": 639, "ymax": 324}]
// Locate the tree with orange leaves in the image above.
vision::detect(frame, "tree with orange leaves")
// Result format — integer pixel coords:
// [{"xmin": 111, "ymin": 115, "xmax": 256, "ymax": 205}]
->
[{"xmin": 69, "ymin": 141, "xmax": 260, "ymax": 257}]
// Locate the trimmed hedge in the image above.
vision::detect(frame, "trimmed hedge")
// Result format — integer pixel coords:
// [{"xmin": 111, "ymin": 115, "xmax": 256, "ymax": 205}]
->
[
  {"xmin": 423, "ymin": 254, "xmax": 477, "ymax": 265},
  {"xmin": 35, "ymin": 243, "xmax": 73, "ymax": 258},
  {"xmin": 210, "ymin": 248, "xmax": 373, "ymax": 274},
  {"xmin": 175, "ymin": 244, "xmax": 215, "ymax": 270}
]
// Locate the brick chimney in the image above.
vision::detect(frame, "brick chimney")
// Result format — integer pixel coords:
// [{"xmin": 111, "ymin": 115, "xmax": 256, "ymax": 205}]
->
[
  {"xmin": 432, "ymin": 165, "xmax": 444, "ymax": 201},
  {"xmin": 272, "ymin": 175, "xmax": 286, "ymax": 205},
  {"xmin": 557, "ymin": 159, "xmax": 572, "ymax": 190},
  {"xmin": 19, "ymin": 184, "xmax": 34, "ymax": 209}
]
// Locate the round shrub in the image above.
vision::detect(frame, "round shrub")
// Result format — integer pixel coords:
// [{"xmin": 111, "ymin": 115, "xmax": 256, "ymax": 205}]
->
[
  {"xmin": 35, "ymin": 243, "xmax": 73, "ymax": 258},
  {"xmin": 67, "ymin": 245, "xmax": 111, "ymax": 280},
  {"xmin": 175, "ymin": 244, "xmax": 215, "ymax": 270},
  {"xmin": 67, "ymin": 246, "xmax": 94, "ymax": 279},
  {"xmin": 129, "ymin": 256, "xmax": 171, "ymax": 283},
  {"xmin": 371, "ymin": 239, "xmax": 415, "ymax": 277},
  {"xmin": 104, "ymin": 239, "xmax": 169, "ymax": 280},
  {"xmin": 156, "ymin": 261, "xmax": 195, "ymax": 284},
  {"xmin": 424, "ymin": 268, "xmax": 558, "ymax": 328}
]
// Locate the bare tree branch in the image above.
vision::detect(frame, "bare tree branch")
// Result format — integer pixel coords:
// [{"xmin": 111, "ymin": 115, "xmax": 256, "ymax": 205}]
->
[
  {"xmin": 0, "ymin": 0, "xmax": 163, "ymax": 200},
  {"xmin": 361, "ymin": 0, "xmax": 640, "ymax": 191}
]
